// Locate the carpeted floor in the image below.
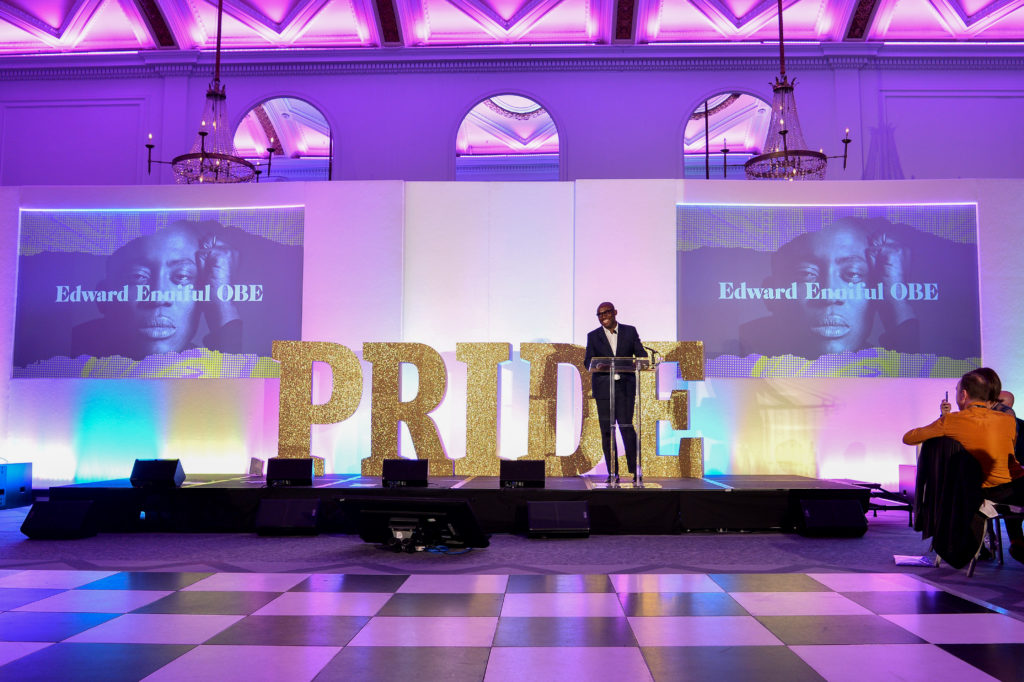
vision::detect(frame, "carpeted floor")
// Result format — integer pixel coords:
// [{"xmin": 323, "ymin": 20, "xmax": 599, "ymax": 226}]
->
[{"xmin": 2, "ymin": 507, "xmax": 1022, "ymax": 617}]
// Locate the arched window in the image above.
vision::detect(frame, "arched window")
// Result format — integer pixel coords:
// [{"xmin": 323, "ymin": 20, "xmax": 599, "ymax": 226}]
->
[
  {"xmin": 234, "ymin": 97, "xmax": 331, "ymax": 182},
  {"xmin": 455, "ymin": 95, "xmax": 559, "ymax": 181},
  {"xmin": 683, "ymin": 93, "xmax": 771, "ymax": 179}
]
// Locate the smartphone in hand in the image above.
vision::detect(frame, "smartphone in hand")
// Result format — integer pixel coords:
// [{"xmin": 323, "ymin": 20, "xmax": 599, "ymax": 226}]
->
[{"xmin": 940, "ymin": 390, "xmax": 951, "ymax": 416}]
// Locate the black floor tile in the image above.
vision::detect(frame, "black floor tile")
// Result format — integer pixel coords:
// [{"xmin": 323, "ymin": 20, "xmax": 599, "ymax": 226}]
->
[
  {"xmin": 756, "ymin": 615, "xmax": 926, "ymax": 645},
  {"xmin": 642, "ymin": 645, "xmax": 826, "ymax": 682},
  {"xmin": 0, "ymin": 588, "xmax": 64, "ymax": 611},
  {"xmin": 619, "ymin": 591, "xmax": 748, "ymax": 616},
  {"xmin": 376, "ymin": 593, "xmax": 503, "ymax": 617},
  {"xmin": 939, "ymin": 643, "xmax": 1024, "ymax": 682},
  {"xmin": 289, "ymin": 574, "xmax": 408, "ymax": 593},
  {"xmin": 315, "ymin": 646, "xmax": 490, "ymax": 682},
  {"xmin": 0, "ymin": 643, "xmax": 193, "ymax": 682},
  {"xmin": 205, "ymin": 615, "xmax": 370, "ymax": 646},
  {"xmin": 710, "ymin": 574, "xmax": 831, "ymax": 592},
  {"xmin": 78, "ymin": 572, "xmax": 212, "ymax": 591},
  {"xmin": 493, "ymin": 616, "xmax": 636, "ymax": 647},
  {"xmin": 842, "ymin": 590, "xmax": 995, "ymax": 615},
  {"xmin": 0, "ymin": 611, "xmax": 118, "ymax": 642},
  {"xmin": 131, "ymin": 590, "xmax": 281, "ymax": 615},
  {"xmin": 506, "ymin": 574, "xmax": 614, "ymax": 593}
]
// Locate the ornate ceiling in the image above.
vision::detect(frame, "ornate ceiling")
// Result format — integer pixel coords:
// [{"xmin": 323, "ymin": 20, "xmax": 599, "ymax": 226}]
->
[{"xmin": 1, "ymin": 0, "xmax": 1022, "ymax": 56}]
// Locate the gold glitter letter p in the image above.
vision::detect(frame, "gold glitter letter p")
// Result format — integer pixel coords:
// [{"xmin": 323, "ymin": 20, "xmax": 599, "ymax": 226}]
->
[{"xmin": 273, "ymin": 341, "xmax": 363, "ymax": 460}]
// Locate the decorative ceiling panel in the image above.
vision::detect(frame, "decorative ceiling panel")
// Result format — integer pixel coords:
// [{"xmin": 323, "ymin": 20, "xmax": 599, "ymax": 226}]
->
[
  {"xmin": 397, "ymin": 0, "xmax": 603, "ymax": 45},
  {"xmin": 869, "ymin": 0, "xmax": 1024, "ymax": 39},
  {"xmin": 0, "ymin": 0, "xmax": 154, "ymax": 53},
  {"xmin": 649, "ymin": 0, "xmax": 856, "ymax": 42},
  {"xmin": 456, "ymin": 95, "xmax": 559, "ymax": 155},
  {"xmin": 683, "ymin": 93, "xmax": 772, "ymax": 155}
]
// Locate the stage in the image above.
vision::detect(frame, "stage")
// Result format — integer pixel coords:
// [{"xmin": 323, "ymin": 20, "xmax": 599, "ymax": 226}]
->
[{"xmin": 45, "ymin": 474, "xmax": 872, "ymax": 535}]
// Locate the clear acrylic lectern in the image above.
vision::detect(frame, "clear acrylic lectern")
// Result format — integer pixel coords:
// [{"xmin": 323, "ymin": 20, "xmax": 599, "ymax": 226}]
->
[{"xmin": 588, "ymin": 356, "xmax": 651, "ymax": 485}]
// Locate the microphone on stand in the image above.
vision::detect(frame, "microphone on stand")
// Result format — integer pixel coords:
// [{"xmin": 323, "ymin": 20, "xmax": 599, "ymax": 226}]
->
[{"xmin": 643, "ymin": 346, "xmax": 660, "ymax": 366}]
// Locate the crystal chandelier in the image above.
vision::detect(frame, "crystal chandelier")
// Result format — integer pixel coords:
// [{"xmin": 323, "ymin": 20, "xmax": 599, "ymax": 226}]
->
[
  {"xmin": 744, "ymin": 0, "xmax": 849, "ymax": 181},
  {"xmin": 146, "ymin": 0, "xmax": 255, "ymax": 184}
]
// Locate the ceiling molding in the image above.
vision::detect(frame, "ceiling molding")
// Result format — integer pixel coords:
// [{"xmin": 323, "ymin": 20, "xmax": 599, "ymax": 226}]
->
[{"xmin": 2, "ymin": 44, "xmax": 1023, "ymax": 80}]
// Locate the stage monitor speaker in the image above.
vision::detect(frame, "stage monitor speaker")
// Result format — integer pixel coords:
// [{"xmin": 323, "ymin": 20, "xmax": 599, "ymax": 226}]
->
[
  {"xmin": 898, "ymin": 464, "xmax": 917, "ymax": 506},
  {"xmin": 500, "ymin": 460, "xmax": 545, "ymax": 489},
  {"xmin": 130, "ymin": 459, "xmax": 185, "ymax": 489},
  {"xmin": 21, "ymin": 500, "xmax": 98, "ymax": 539},
  {"xmin": 266, "ymin": 458, "xmax": 314, "ymax": 487},
  {"xmin": 796, "ymin": 498, "xmax": 868, "ymax": 538},
  {"xmin": 382, "ymin": 459, "xmax": 428, "ymax": 488},
  {"xmin": 0, "ymin": 462, "xmax": 33, "ymax": 509},
  {"xmin": 527, "ymin": 500, "xmax": 589, "ymax": 538},
  {"xmin": 255, "ymin": 498, "xmax": 321, "ymax": 536}
]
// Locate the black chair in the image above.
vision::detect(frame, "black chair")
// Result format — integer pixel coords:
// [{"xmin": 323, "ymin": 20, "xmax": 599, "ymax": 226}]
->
[
  {"xmin": 970, "ymin": 500, "xmax": 1024, "ymax": 576},
  {"xmin": 914, "ymin": 436, "xmax": 985, "ymax": 570}
]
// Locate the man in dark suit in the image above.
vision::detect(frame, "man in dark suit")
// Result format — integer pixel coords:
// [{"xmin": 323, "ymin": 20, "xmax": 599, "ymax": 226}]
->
[{"xmin": 584, "ymin": 302, "xmax": 647, "ymax": 483}]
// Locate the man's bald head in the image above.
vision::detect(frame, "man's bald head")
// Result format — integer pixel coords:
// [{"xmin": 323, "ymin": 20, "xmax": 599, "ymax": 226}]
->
[{"xmin": 596, "ymin": 302, "xmax": 617, "ymax": 330}]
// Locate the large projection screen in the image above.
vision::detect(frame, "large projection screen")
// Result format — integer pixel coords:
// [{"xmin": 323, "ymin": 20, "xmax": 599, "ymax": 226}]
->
[
  {"xmin": 14, "ymin": 206, "xmax": 304, "ymax": 378},
  {"xmin": 677, "ymin": 203, "xmax": 981, "ymax": 378}
]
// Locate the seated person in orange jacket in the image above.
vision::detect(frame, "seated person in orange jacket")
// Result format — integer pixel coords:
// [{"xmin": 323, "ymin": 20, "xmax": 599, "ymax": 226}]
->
[{"xmin": 903, "ymin": 367, "xmax": 1024, "ymax": 563}]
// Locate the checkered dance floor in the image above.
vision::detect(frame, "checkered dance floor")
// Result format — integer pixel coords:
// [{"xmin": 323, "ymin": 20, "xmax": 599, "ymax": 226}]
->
[{"xmin": 0, "ymin": 570, "xmax": 1022, "ymax": 681}]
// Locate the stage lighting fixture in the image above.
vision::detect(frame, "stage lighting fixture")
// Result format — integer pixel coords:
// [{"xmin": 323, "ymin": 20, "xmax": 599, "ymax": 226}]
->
[{"xmin": 347, "ymin": 497, "xmax": 489, "ymax": 553}]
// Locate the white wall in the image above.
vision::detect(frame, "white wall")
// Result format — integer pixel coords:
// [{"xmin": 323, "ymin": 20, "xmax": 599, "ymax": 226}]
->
[
  {"xmin": 1, "ymin": 178, "xmax": 1022, "ymax": 488},
  {"xmin": 1, "ymin": 45, "xmax": 1022, "ymax": 186}
]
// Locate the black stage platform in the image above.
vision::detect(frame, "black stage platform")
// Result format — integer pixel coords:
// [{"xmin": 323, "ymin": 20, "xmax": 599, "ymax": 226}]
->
[{"xmin": 46, "ymin": 474, "xmax": 871, "ymax": 535}]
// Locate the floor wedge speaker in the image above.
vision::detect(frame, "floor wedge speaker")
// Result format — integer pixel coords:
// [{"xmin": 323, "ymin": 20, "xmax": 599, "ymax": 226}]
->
[
  {"xmin": 21, "ymin": 500, "xmax": 98, "ymax": 539},
  {"xmin": 130, "ymin": 459, "xmax": 185, "ymax": 489},
  {"xmin": 796, "ymin": 498, "xmax": 868, "ymax": 538},
  {"xmin": 255, "ymin": 498, "xmax": 321, "ymax": 536},
  {"xmin": 500, "ymin": 460, "xmax": 545, "ymax": 488},
  {"xmin": 382, "ymin": 459, "xmax": 428, "ymax": 488},
  {"xmin": 527, "ymin": 500, "xmax": 590, "ymax": 538},
  {"xmin": 267, "ymin": 458, "xmax": 314, "ymax": 487}
]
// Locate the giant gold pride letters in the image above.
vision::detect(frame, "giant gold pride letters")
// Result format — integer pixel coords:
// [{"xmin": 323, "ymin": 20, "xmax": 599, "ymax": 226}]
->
[{"xmin": 273, "ymin": 341, "xmax": 704, "ymax": 478}]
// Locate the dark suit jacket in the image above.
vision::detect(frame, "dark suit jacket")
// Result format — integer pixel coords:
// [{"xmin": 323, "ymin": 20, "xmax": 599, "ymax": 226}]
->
[
  {"xmin": 914, "ymin": 436, "xmax": 985, "ymax": 570},
  {"xmin": 584, "ymin": 323, "xmax": 646, "ymax": 401}
]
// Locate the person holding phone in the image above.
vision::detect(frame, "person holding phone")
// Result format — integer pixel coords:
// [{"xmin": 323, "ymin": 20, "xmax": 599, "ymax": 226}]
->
[{"xmin": 903, "ymin": 367, "xmax": 1024, "ymax": 563}]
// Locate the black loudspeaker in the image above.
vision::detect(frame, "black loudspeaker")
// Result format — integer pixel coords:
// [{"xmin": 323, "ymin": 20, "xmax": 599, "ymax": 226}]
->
[
  {"xmin": 500, "ymin": 460, "xmax": 546, "ymax": 489},
  {"xmin": 0, "ymin": 463, "xmax": 33, "ymax": 509},
  {"xmin": 527, "ymin": 500, "xmax": 590, "ymax": 538},
  {"xmin": 382, "ymin": 459, "xmax": 428, "ymax": 488},
  {"xmin": 266, "ymin": 458, "xmax": 314, "ymax": 487},
  {"xmin": 21, "ymin": 500, "xmax": 98, "ymax": 539},
  {"xmin": 796, "ymin": 498, "xmax": 868, "ymax": 537},
  {"xmin": 255, "ymin": 498, "xmax": 321, "ymax": 536},
  {"xmin": 130, "ymin": 459, "xmax": 185, "ymax": 489}
]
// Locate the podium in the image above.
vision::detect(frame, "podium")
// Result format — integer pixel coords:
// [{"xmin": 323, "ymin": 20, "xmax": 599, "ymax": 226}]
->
[{"xmin": 588, "ymin": 355, "xmax": 651, "ymax": 484}]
